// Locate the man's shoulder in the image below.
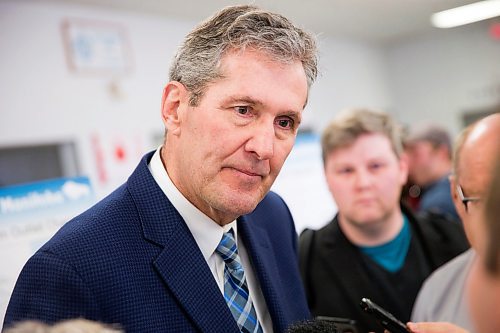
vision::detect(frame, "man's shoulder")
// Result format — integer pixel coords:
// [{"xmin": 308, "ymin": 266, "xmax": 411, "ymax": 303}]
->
[
  {"xmin": 417, "ymin": 250, "xmax": 474, "ymax": 312},
  {"xmin": 406, "ymin": 205, "xmax": 469, "ymax": 266},
  {"xmin": 412, "ymin": 250, "xmax": 475, "ymax": 325},
  {"xmin": 422, "ymin": 249, "xmax": 475, "ymax": 289},
  {"xmin": 424, "ymin": 175, "xmax": 451, "ymax": 194},
  {"xmin": 245, "ymin": 191, "xmax": 295, "ymax": 234},
  {"xmin": 251, "ymin": 191, "xmax": 289, "ymax": 218},
  {"xmin": 40, "ymin": 184, "xmax": 137, "ymax": 255},
  {"xmin": 413, "ymin": 208, "xmax": 466, "ymax": 242},
  {"xmin": 419, "ymin": 176, "xmax": 458, "ymax": 220},
  {"xmin": 300, "ymin": 216, "xmax": 345, "ymax": 252},
  {"xmin": 257, "ymin": 190, "xmax": 285, "ymax": 205}
]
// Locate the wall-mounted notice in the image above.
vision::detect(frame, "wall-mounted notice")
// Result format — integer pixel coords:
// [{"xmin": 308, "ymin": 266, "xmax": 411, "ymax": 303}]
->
[
  {"xmin": 0, "ymin": 177, "xmax": 95, "ymax": 323},
  {"xmin": 61, "ymin": 18, "xmax": 132, "ymax": 74},
  {"xmin": 272, "ymin": 133, "xmax": 337, "ymax": 234}
]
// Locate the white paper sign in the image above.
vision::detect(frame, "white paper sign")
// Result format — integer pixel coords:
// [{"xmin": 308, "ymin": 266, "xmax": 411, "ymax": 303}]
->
[{"xmin": 0, "ymin": 177, "xmax": 96, "ymax": 323}]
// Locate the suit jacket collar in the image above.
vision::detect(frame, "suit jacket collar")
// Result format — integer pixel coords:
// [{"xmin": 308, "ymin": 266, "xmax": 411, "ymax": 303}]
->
[
  {"xmin": 127, "ymin": 152, "xmax": 292, "ymax": 332},
  {"xmin": 127, "ymin": 152, "xmax": 239, "ymax": 332}
]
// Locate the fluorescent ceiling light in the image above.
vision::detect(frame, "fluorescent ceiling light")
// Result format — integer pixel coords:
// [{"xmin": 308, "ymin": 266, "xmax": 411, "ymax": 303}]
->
[{"xmin": 431, "ymin": 0, "xmax": 500, "ymax": 28}]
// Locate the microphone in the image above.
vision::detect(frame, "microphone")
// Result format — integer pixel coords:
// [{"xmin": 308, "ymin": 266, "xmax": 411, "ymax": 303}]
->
[{"xmin": 286, "ymin": 317, "xmax": 359, "ymax": 333}]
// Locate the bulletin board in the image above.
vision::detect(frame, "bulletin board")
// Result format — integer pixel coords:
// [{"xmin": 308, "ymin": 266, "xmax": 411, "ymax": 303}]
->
[{"xmin": 61, "ymin": 18, "xmax": 133, "ymax": 74}]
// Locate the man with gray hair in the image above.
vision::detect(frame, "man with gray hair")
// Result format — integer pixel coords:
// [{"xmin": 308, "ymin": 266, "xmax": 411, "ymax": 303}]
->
[
  {"xmin": 299, "ymin": 109, "xmax": 468, "ymax": 333},
  {"xmin": 4, "ymin": 5, "xmax": 318, "ymax": 332},
  {"xmin": 404, "ymin": 124, "xmax": 458, "ymax": 221}
]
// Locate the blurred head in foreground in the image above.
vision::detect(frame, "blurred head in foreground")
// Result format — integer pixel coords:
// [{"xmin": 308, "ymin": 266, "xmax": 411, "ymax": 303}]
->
[{"xmin": 3, "ymin": 319, "xmax": 123, "ymax": 333}]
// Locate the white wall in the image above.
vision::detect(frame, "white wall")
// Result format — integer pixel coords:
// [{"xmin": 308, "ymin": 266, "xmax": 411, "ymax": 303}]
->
[
  {"xmin": 386, "ymin": 22, "xmax": 500, "ymax": 135},
  {"xmin": 0, "ymin": 0, "xmax": 194, "ymax": 196},
  {"xmin": 0, "ymin": 1, "xmax": 192, "ymax": 141},
  {"xmin": 303, "ymin": 36, "xmax": 392, "ymax": 132}
]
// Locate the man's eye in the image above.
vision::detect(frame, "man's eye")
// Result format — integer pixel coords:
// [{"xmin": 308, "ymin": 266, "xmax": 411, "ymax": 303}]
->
[
  {"xmin": 235, "ymin": 106, "xmax": 249, "ymax": 115},
  {"xmin": 369, "ymin": 163, "xmax": 384, "ymax": 170},
  {"xmin": 338, "ymin": 168, "xmax": 353, "ymax": 174},
  {"xmin": 275, "ymin": 117, "xmax": 294, "ymax": 129}
]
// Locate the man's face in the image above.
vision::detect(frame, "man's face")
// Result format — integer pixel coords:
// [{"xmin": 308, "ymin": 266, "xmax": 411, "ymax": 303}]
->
[
  {"xmin": 450, "ymin": 169, "xmax": 487, "ymax": 248},
  {"xmin": 324, "ymin": 133, "xmax": 408, "ymax": 228},
  {"xmin": 450, "ymin": 124, "xmax": 497, "ymax": 248},
  {"xmin": 462, "ymin": 114, "xmax": 500, "ymax": 333},
  {"xmin": 467, "ymin": 177, "xmax": 500, "ymax": 333},
  {"xmin": 164, "ymin": 49, "xmax": 308, "ymax": 224},
  {"xmin": 405, "ymin": 141, "xmax": 438, "ymax": 186}
]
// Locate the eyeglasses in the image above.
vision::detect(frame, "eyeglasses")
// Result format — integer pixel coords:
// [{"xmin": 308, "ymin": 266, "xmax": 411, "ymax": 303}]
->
[{"xmin": 456, "ymin": 184, "xmax": 481, "ymax": 212}]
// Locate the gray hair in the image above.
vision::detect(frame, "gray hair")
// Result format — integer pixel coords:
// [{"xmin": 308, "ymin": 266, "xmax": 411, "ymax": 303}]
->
[
  {"xmin": 321, "ymin": 108, "xmax": 404, "ymax": 163},
  {"xmin": 169, "ymin": 5, "xmax": 318, "ymax": 106}
]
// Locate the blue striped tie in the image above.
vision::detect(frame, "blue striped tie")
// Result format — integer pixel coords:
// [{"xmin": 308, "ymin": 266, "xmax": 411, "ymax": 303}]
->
[{"xmin": 216, "ymin": 230, "xmax": 263, "ymax": 333}]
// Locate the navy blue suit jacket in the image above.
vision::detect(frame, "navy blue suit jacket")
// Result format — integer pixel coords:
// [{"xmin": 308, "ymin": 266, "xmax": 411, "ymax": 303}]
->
[{"xmin": 4, "ymin": 152, "xmax": 309, "ymax": 332}]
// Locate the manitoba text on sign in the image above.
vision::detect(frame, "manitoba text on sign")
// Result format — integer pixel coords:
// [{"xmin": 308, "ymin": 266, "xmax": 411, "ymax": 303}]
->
[{"xmin": 0, "ymin": 177, "xmax": 95, "ymax": 323}]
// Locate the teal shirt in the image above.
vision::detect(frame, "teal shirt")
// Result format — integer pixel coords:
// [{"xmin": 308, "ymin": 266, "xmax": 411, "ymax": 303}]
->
[{"xmin": 360, "ymin": 215, "xmax": 411, "ymax": 273}]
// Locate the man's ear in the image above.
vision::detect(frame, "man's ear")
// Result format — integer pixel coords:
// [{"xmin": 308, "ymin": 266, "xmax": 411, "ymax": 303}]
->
[
  {"xmin": 449, "ymin": 174, "xmax": 467, "ymax": 217},
  {"xmin": 398, "ymin": 152, "xmax": 410, "ymax": 185},
  {"xmin": 449, "ymin": 174, "xmax": 460, "ymax": 206},
  {"xmin": 161, "ymin": 81, "xmax": 188, "ymax": 136}
]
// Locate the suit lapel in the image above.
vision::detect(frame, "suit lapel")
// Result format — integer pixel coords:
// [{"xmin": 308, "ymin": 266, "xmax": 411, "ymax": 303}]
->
[
  {"xmin": 127, "ymin": 153, "xmax": 238, "ymax": 332},
  {"xmin": 153, "ymin": 225, "xmax": 238, "ymax": 333},
  {"xmin": 238, "ymin": 215, "xmax": 288, "ymax": 332}
]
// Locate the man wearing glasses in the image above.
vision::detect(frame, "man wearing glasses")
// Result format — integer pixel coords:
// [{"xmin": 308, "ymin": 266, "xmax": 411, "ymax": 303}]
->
[{"xmin": 410, "ymin": 112, "xmax": 500, "ymax": 333}]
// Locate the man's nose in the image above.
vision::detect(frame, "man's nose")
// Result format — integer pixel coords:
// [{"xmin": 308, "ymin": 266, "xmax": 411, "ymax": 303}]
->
[
  {"xmin": 354, "ymin": 169, "xmax": 373, "ymax": 188},
  {"xmin": 245, "ymin": 122, "xmax": 275, "ymax": 160}
]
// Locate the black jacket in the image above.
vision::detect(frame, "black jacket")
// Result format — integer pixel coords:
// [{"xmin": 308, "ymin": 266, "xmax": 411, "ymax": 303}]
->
[{"xmin": 299, "ymin": 205, "xmax": 469, "ymax": 333}]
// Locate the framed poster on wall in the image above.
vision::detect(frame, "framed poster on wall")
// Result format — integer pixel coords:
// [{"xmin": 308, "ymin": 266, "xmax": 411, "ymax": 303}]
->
[{"xmin": 61, "ymin": 18, "xmax": 133, "ymax": 74}]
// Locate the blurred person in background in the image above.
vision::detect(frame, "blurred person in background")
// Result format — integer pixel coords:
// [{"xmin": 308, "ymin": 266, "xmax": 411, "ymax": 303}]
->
[
  {"xmin": 409, "ymin": 112, "xmax": 500, "ymax": 333},
  {"xmin": 404, "ymin": 124, "xmax": 459, "ymax": 221},
  {"xmin": 3, "ymin": 319, "xmax": 122, "ymax": 333},
  {"xmin": 299, "ymin": 109, "xmax": 468, "ymax": 333},
  {"xmin": 3, "ymin": 5, "xmax": 318, "ymax": 332}
]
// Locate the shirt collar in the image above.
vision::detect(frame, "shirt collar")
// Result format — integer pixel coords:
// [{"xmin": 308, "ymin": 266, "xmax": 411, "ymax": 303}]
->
[{"xmin": 147, "ymin": 147, "xmax": 237, "ymax": 261}]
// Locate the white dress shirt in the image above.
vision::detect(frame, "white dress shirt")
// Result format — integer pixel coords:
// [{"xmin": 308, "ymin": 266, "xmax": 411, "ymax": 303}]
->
[{"xmin": 148, "ymin": 147, "xmax": 272, "ymax": 332}]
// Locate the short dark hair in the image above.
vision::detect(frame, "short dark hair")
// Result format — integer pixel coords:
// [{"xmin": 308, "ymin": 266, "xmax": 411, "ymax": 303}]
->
[{"xmin": 405, "ymin": 124, "xmax": 452, "ymax": 159}]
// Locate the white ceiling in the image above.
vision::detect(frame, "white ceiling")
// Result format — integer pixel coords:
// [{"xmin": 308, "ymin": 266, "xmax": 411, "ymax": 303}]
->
[{"xmin": 43, "ymin": 0, "xmax": 480, "ymax": 44}]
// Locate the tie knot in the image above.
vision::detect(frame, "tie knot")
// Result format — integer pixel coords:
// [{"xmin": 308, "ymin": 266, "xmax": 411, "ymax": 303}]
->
[{"xmin": 216, "ymin": 230, "xmax": 242, "ymax": 271}]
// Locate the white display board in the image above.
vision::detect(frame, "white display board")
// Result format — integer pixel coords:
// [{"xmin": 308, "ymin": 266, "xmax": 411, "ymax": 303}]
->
[
  {"xmin": 0, "ymin": 177, "xmax": 96, "ymax": 323},
  {"xmin": 272, "ymin": 133, "xmax": 337, "ymax": 234}
]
